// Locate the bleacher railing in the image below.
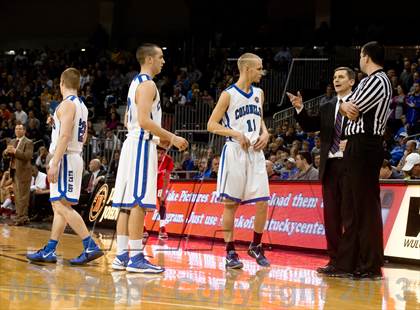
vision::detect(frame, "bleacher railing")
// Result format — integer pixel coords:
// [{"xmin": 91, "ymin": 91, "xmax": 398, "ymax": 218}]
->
[{"xmin": 271, "ymin": 95, "xmax": 325, "ymax": 130}]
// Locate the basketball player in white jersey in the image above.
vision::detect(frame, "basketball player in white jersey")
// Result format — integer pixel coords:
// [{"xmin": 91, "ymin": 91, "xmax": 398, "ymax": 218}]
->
[
  {"xmin": 111, "ymin": 43, "xmax": 188, "ymax": 273},
  {"xmin": 27, "ymin": 68, "xmax": 103, "ymax": 264},
  {"xmin": 208, "ymin": 53, "xmax": 270, "ymax": 268}
]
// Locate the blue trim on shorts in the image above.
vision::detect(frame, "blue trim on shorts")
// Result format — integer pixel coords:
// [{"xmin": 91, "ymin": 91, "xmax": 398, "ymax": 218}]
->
[
  {"xmin": 136, "ymin": 140, "xmax": 149, "ymax": 201},
  {"xmin": 133, "ymin": 130, "xmax": 144, "ymax": 199},
  {"xmin": 241, "ymin": 196, "xmax": 270, "ymax": 205},
  {"xmin": 219, "ymin": 144, "xmax": 227, "ymax": 192},
  {"xmin": 50, "ymin": 196, "xmax": 79, "ymax": 204},
  {"xmin": 58, "ymin": 154, "xmax": 68, "ymax": 196},
  {"xmin": 219, "ymin": 193, "xmax": 241, "ymax": 203},
  {"xmin": 111, "ymin": 202, "xmax": 155, "ymax": 209}
]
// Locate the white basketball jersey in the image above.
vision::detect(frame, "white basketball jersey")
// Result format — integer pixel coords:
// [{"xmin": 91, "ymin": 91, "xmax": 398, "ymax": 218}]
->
[
  {"xmin": 126, "ymin": 73, "xmax": 161, "ymax": 142},
  {"xmin": 49, "ymin": 95, "xmax": 88, "ymax": 154},
  {"xmin": 222, "ymin": 84, "xmax": 263, "ymax": 145}
]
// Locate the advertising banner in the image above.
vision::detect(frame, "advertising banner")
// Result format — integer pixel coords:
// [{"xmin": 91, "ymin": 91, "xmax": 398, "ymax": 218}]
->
[{"xmin": 92, "ymin": 181, "xmax": 411, "ymax": 255}]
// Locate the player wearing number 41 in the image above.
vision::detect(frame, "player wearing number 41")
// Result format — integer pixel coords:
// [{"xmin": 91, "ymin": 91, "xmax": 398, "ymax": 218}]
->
[
  {"xmin": 208, "ymin": 53, "xmax": 271, "ymax": 269},
  {"xmin": 27, "ymin": 68, "xmax": 104, "ymax": 265}
]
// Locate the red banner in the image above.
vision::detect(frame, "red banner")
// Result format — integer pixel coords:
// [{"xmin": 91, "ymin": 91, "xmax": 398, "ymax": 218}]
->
[{"xmin": 140, "ymin": 181, "xmax": 407, "ymax": 250}]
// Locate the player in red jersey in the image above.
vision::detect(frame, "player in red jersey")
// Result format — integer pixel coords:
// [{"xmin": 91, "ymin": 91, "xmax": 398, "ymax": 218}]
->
[{"xmin": 144, "ymin": 146, "xmax": 174, "ymax": 240}]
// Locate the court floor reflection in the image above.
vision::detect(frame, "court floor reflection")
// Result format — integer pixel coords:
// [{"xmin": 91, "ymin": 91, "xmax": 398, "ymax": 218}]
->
[{"xmin": 0, "ymin": 225, "xmax": 418, "ymax": 309}]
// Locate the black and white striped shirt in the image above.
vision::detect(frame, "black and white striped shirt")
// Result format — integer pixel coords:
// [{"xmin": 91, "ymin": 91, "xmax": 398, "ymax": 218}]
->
[{"xmin": 344, "ymin": 69, "xmax": 392, "ymax": 136}]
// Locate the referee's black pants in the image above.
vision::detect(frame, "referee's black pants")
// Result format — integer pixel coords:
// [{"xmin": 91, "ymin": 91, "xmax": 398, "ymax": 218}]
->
[
  {"xmin": 322, "ymin": 158, "xmax": 345, "ymax": 266},
  {"xmin": 336, "ymin": 134, "xmax": 384, "ymax": 274}
]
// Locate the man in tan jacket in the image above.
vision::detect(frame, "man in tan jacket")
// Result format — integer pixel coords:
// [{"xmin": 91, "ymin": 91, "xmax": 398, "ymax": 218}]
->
[{"xmin": 3, "ymin": 123, "xmax": 34, "ymax": 225}]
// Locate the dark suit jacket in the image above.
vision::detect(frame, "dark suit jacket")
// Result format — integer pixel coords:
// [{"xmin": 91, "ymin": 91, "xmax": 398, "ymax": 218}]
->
[
  {"xmin": 294, "ymin": 97, "xmax": 345, "ymax": 181},
  {"xmin": 3, "ymin": 136, "xmax": 34, "ymax": 183},
  {"xmin": 81, "ymin": 168, "xmax": 107, "ymax": 193}
]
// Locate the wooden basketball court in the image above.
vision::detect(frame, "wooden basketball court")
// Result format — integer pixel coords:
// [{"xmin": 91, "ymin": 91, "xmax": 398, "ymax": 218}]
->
[{"xmin": 0, "ymin": 225, "xmax": 418, "ymax": 309}]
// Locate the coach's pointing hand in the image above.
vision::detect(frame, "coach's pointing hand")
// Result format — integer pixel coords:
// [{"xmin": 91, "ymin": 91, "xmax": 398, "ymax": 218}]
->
[{"xmin": 286, "ymin": 91, "xmax": 303, "ymax": 110}]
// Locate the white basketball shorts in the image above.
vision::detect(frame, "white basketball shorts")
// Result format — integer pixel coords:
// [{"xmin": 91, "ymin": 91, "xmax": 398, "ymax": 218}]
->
[
  {"xmin": 217, "ymin": 142, "xmax": 270, "ymax": 204},
  {"xmin": 112, "ymin": 135, "xmax": 157, "ymax": 210},
  {"xmin": 50, "ymin": 153, "xmax": 84, "ymax": 205}
]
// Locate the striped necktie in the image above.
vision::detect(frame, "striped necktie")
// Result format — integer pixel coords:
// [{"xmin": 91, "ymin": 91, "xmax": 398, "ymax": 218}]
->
[{"xmin": 329, "ymin": 99, "xmax": 343, "ymax": 154}]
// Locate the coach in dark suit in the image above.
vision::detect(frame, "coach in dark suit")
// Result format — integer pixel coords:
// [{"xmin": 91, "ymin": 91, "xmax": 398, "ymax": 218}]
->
[
  {"xmin": 3, "ymin": 123, "xmax": 34, "ymax": 225},
  {"xmin": 287, "ymin": 67, "xmax": 356, "ymax": 274}
]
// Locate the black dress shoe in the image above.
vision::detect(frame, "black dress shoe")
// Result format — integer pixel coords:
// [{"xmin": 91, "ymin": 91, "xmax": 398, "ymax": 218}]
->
[
  {"xmin": 316, "ymin": 264, "xmax": 336, "ymax": 274},
  {"xmin": 325, "ymin": 269, "xmax": 353, "ymax": 278},
  {"xmin": 351, "ymin": 271, "xmax": 383, "ymax": 281}
]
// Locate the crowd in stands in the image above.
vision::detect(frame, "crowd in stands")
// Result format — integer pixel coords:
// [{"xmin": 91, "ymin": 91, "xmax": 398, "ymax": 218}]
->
[{"xmin": 0, "ymin": 46, "xmax": 419, "ymax": 222}]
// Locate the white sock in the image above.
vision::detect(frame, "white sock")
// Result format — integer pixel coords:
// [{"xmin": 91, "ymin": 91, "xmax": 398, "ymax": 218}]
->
[
  {"xmin": 1, "ymin": 198, "xmax": 12, "ymax": 209},
  {"xmin": 159, "ymin": 220, "xmax": 166, "ymax": 228},
  {"xmin": 116, "ymin": 235, "xmax": 129, "ymax": 256},
  {"xmin": 128, "ymin": 239, "xmax": 143, "ymax": 258}
]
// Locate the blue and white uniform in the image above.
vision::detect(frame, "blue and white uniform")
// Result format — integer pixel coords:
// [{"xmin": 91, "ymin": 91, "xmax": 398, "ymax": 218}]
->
[
  {"xmin": 49, "ymin": 95, "xmax": 88, "ymax": 204},
  {"xmin": 217, "ymin": 84, "xmax": 270, "ymax": 204},
  {"xmin": 112, "ymin": 74, "xmax": 161, "ymax": 209}
]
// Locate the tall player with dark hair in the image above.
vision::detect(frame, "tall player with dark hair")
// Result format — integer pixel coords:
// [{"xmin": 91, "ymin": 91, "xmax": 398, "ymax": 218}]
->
[{"xmin": 111, "ymin": 44, "xmax": 188, "ymax": 273}]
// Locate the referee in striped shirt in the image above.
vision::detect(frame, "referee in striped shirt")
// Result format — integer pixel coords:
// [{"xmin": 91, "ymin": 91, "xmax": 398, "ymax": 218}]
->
[{"xmin": 334, "ymin": 41, "xmax": 392, "ymax": 280}]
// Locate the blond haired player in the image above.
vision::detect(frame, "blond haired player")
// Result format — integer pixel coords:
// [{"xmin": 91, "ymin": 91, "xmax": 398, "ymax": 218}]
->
[{"xmin": 208, "ymin": 53, "xmax": 270, "ymax": 268}]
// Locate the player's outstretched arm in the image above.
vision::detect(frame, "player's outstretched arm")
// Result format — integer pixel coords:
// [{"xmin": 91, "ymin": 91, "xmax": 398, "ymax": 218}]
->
[
  {"xmin": 136, "ymin": 81, "xmax": 188, "ymax": 151},
  {"xmin": 48, "ymin": 100, "xmax": 75, "ymax": 183}
]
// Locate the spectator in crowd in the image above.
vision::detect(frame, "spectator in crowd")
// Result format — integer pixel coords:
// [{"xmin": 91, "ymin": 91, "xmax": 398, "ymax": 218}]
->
[
  {"xmin": 170, "ymin": 87, "xmax": 186, "ymax": 106},
  {"xmin": 201, "ymin": 90, "xmax": 215, "ymax": 108},
  {"xmin": 290, "ymin": 151, "xmax": 319, "ymax": 180},
  {"xmin": 396, "ymin": 140, "xmax": 417, "ymax": 171},
  {"xmin": 284, "ymin": 126, "xmax": 297, "ymax": 146},
  {"xmin": 35, "ymin": 146, "xmax": 52, "ymax": 174},
  {"xmin": 399, "ymin": 60, "xmax": 413, "ymax": 91},
  {"xmin": 29, "ymin": 165, "xmax": 50, "ymax": 221},
  {"xmin": 0, "ymin": 170, "xmax": 14, "ymax": 218},
  {"xmin": 313, "ymin": 154, "xmax": 321, "ymax": 169},
  {"xmin": 2, "ymin": 123, "xmax": 33, "ymax": 225},
  {"xmin": 80, "ymin": 68, "xmax": 91, "ymax": 89},
  {"xmin": 279, "ymin": 157, "xmax": 298, "ymax": 180},
  {"xmin": 401, "ymin": 152, "xmax": 420, "ymax": 179},
  {"xmin": 311, "ymin": 136, "xmax": 321, "ymax": 157},
  {"xmin": 379, "ymin": 159, "xmax": 403, "ymax": 179},
  {"xmin": 14, "ymin": 101, "xmax": 28, "ymax": 125},
  {"xmin": 389, "ymin": 85, "xmax": 406, "ymax": 120},
  {"xmin": 83, "ymin": 159, "xmax": 107, "ymax": 195},
  {"xmin": 108, "ymin": 150, "xmax": 120, "ymax": 177},
  {"xmin": 193, "ymin": 157, "xmax": 208, "ymax": 180},
  {"xmin": 27, "ymin": 110, "xmax": 41, "ymax": 130},
  {"xmin": 181, "ymin": 151, "xmax": 194, "ymax": 171},
  {"xmin": 266, "ymin": 160, "xmax": 280, "ymax": 180},
  {"xmin": 205, "ymin": 155, "xmax": 220, "ymax": 179},
  {"xmin": 389, "ymin": 132, "xmax": 408, "ymax": 166},
  {"xmin": 103, "ymin": 128, "xmax": 122, "ymax": 156},
  {"xmin": 319, "ymin": 84, "xmax": 335, "ymax": 106},
  {"xmin": 406, "ymin": 81, "xmax": 420, "ymax": 128},
  {"xmin": 106, "ymin": 112, "xmax": 120, "ymax": 131}
]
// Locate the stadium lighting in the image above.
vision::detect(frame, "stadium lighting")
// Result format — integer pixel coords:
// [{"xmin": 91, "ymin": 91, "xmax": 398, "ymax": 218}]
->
[
  {"xmin": 81, "ymin": 48, "xmax": 86, "ymax": 52},
  {"xmin": 162, "ymin": 47, "xmax": 167, "ymax": 50},
  {"xmin": 5, "ymin": 50, "xmax": 15, "ymax": 55}
]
